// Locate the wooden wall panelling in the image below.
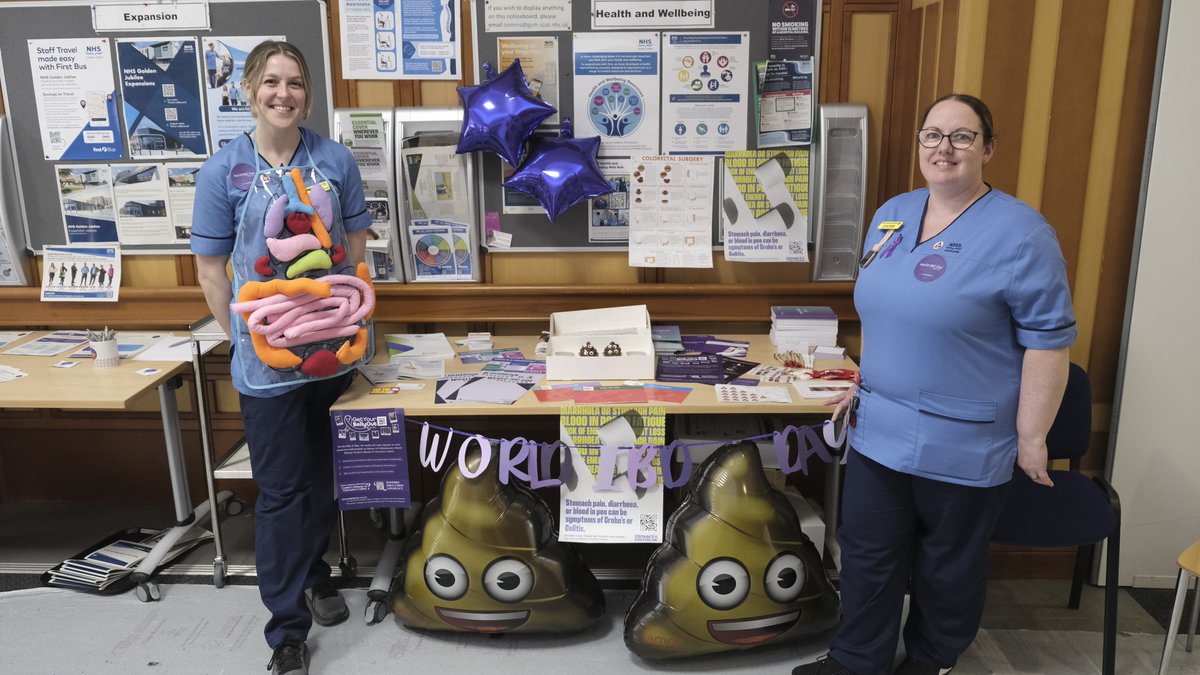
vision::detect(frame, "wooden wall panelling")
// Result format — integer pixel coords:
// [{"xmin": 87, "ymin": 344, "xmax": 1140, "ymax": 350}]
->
[
  {"xmin": 845, "ymin": 8, "xmax": 897, "ymax": 226},
  {"xmin": 979, "ymin": 0, "xmax": 1035, "ymax": 196},
  {"xmin": 1013, "ymin": 0, "xmax": 1063, "ymax": 212},
  {"xmin": 1039, "ymin": 1, "xmax": 1104, "ymax": 304}
]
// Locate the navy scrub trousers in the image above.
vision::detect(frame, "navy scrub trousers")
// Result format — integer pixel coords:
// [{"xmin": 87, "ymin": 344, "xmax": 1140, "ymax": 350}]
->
[
  {"xmin": 830, "ymin": 449, "xmax": 1010, "ymax": 674},
  {"xmin": 240, "ymin": 371, "xmax": 354, "ymax": 648}
]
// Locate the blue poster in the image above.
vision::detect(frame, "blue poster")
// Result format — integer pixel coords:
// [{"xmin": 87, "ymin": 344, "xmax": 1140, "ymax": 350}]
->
[
  {"xmin": 116, "ymin": 38, "xmax": 209, "ymax": 159},
  {"xmin": 331, "ymin": 408, "xmax": 412, "ymax": 510}
]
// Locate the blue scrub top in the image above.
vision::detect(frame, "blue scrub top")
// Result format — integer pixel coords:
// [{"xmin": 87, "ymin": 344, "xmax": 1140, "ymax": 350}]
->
[
  {"xmin": 190, "ymin": 128, "xmax": 371, "ymax": 397},
  {"xmin": 849, "ymin": 187, "xmax": 1076, "ymax": 487}
]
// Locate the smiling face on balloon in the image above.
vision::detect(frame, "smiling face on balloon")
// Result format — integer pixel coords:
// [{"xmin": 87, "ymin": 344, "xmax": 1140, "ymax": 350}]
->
[
  {"xmin": 623, "ymin": 442, "xmax": 840, "ymax": 658},
  {"xmin": 391, "ymin": 450, "xmax": 605, "ymax": 633}
]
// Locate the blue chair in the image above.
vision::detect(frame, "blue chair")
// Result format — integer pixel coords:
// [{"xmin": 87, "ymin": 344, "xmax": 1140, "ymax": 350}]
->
[{"xmin": 991, "ymin": 363, "xmax": 1121, "ymax": 675}]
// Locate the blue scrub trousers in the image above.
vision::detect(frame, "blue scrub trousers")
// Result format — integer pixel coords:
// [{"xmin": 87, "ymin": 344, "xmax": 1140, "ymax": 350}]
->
[
  {"xmin": 240, "ymin": 372, "xmax": 354, "ymax": 648},
  {"xmin": 830, "ymin": 449, "xmax": 1010, "ymax": 674}
]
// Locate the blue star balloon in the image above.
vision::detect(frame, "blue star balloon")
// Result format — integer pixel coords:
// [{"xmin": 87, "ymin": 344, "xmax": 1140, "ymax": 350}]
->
[
  {"xmin": 503, "ymin": 118, "xmax": 614, "ymax": 222},
  {"xmin": 456, "ymin": 60, "xmax": 556, "ymax": 167}
]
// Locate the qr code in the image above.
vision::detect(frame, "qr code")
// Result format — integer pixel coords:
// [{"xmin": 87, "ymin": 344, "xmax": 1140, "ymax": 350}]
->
[
  {"xmin": 790, "ymin": 242, "xmax": 805, "ymax": 255},
  {"xmin": 162, "ymin": 83, "xmax": 175, "ymax": 97},
  {"xmin": 164, "ymin": 107, "xmax": 177, "ymax": 121},
  {"xmin": 639, "ymin": 514, "xmax": 658, "ymax": 532},
  {"xmin": 49, "ymin": 131, "xmax": 61, "ymax": 145}
]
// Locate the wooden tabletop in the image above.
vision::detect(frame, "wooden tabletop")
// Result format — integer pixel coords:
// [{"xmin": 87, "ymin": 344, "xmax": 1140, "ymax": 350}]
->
[
  {"xmin": 333, "ymin": 334, "xmax": 854, "ymax": 417},
  {"xmin": 0, "ymin": 332, "xmax": 191, "ymax": 410}
]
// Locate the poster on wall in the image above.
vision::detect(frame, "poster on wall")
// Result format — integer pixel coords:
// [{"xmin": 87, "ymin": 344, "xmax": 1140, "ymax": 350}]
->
[
  {"xmin": 589, "ymin": 157, "xmax": 631, "ymax": 242},
  {"xmin": 331, "ymin": 408, "xmax": 412, "ymax": 510},
  {"xmin": 28, "ymin": 38, "xmax": 124, "ymax": 161},
  {"xmin": 116, "ymin": 37, "xmax": 210, "ymax": 160},
  {"xmin": 559, "ymin": 405, "xmax": 666, "ymax": 544},
  {"xmin": 497, "ymin": 36, "xmax": 560, "ymax": 126},
  {"xmin": 111, "ymin": 163, "xmax": 177, "ymax": 245},
  {"xmin": 167, "ymin": 163, "xmax": 202, "ymax": 240},
  {"xmin": 573, "ymin": 31, "xmax": 661, "ymax": 157},
  {"xmin": 203, "ymin": 36, "xmax": 283, "ymax": 151},
  {"xmin": 661, "ymin": 32, "xmax": 749, "ymax": 154},
  {"xmin": 757, "ymin": 58, "xmax": 813, "ymax": 147},
  {"xmin": 56, "ymin": 165, "xmax": 118, "ymax": 244},
  {"xmin": 339, "ymin": 0, "xmax": 461, "ymax": 80},
  {"xmin": 628, "ymin": 154, "xmax": 714, "ymax": 268},
  {"xmin": 721, "ymin": 148, "xmax": 809, "ymax": 262},
  {"xmin": 40, "ymin": 245, "xmax": 121, "ymax": 302}
]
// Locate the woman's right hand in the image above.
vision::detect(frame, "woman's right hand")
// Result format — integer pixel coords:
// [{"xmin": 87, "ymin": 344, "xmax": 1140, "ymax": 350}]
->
[{"xmin": 825, "ymin": 386, "xmax": 857, "ymax": 421}]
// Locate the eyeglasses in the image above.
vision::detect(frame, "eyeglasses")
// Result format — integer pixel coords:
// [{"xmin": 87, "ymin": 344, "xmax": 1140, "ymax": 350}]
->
[{"xmin": 916, "ymin": 128, "xmax": 981, "ymax": 149}]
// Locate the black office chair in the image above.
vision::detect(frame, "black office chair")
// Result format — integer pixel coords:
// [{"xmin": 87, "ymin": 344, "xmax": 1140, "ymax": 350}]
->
[{"xmin": 991, "ymin": 363, "xmax": 1121, "ymax": 675}]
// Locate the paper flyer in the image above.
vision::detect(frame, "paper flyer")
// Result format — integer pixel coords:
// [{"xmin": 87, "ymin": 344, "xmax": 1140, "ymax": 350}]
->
[
  {"xmin": 339, "ymin": 0, "xmax": 460, "ymax": 80},
  {"xmin": 167, "ymin": 164, "xmax": 202, "ymax": 240},
  {"xmin": 757, "ymin": 59, "xmax": 814, "ymax": 147},
  {"xmin": 40, "ymin": 245, "xmax": 121, "ymax": 302},
  {"xmin": 558, "ymin": 405, "xmax": 666, "ymax": 544},
  {"xmin": 400, "ymin": 145, "xmax": 471, "ymax": 224},
  {"xmin": 116, "ymin": 37, "xmax": 209, "ymax": 159},
  {"xmin": 573, "ymin": 31, "xmax": 661, "ymax": 157},
  {"xmin": 204, "ymin": 36, "xmax": 282, "ymax": 151},
  {"xmin": 628, "ymin": 154, "xmax": 714, "ymax": 268},
  {"xmin": 497, "ymin": 35, "xmax": 560, "ymax": 126},
  {"xmin": 661, "ymin": 32, "xmax": 750, "ymax": 154},
  {"xmin": 721, "ymin": 149, "xmax": 810, "ymax": 262},
  {"xmin": 28, "ymin": 38, "xmax": 124, "ymax": 161},
  {"xmin": 112, "ymin": 163, "xmax": 176, "ymax": 245},
  {"xmin": 589, "ymin": 157, "xmax": 631, "ymax": 242},
  {"xmin": 56, "ymin": 165, "xmax": 118, "ymax": 243},
  {"xmin": 340, "ymin": 111, "xmax": 395, "ymax": 245},
  {"xmin": 408, "ymin": 219, "xmax": 473, "ymax": 281},
  {"xmin": 331, "ymin": 408, "xmax": 411, "ymax": 509}
]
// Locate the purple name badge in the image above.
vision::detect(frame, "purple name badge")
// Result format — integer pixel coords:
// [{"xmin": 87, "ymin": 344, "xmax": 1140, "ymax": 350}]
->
[
  {"xmin": 231, "ymin": 163, "xmax": 255, "ymax": 191},
  {"xmin": 914, "ymin": 254, "xmax": 947, "ymax": 282}
]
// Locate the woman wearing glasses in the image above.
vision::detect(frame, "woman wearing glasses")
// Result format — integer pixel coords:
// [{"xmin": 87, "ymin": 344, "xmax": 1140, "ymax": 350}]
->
[{"xmin": 794, "ymin": 95, "xmax": 1075, "ymax": 675}]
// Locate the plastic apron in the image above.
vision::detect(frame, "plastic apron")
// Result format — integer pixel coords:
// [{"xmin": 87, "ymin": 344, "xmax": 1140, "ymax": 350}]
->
[{"xmin": 228, "ymin": 134, "xmax": 375, "ymax": 393}]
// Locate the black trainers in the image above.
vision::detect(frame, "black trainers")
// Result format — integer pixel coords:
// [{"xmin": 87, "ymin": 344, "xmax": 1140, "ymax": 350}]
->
[
  {"xmin": 894, "ymin": 657, "xmax": 953, "ymax": 675},
  {"xmin": 792, "ymin": 654, "xmax": 857, "ymax": 675},
  {"xmin": 305, "ymin": 581, "xmax": 350, "ymax": 627},
  {"xmin": 267, "ymin": 641, "xmax": 308, "ymax": 675}
]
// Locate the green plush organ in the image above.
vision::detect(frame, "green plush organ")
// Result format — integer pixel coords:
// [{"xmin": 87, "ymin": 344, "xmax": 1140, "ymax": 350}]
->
[
  {"xmin": 285, "ymin": 249, "xmax": 332, "ymax": 278},
  {"xmin": 391, "ymin": 449, "xmax": 605, "ymax": 633},
  {"xmin": 624, "ymin": 441, "xmax": 840, "ymax": 658}
]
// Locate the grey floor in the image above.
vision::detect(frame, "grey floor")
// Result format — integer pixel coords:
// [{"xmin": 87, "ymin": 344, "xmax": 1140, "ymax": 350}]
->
[{"xmin": 2, "ymin": 501, "xmax": 1199, "ymax": 674}]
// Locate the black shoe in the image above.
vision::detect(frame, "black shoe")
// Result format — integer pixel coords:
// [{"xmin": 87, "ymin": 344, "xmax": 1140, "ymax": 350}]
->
[
  {"xmin": 267, "ymin": 641, "xmax": 308, "ymax": 675},
  {"xmin": 793, "ymin": 654, "xmax": 857, "ymax": 675},
  {"xmin": 894, "ymin": 657, "xmax": 953, "ymax": 675},
  {"xmin": 305, "ymin": 581, "xmax": 350, "ymax": 627}
]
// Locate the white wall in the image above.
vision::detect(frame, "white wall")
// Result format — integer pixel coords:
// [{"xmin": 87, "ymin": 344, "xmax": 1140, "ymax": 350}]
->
[{"xmin": 1109, "ymin": 0, "xmax": 1200, "ymax": 587}]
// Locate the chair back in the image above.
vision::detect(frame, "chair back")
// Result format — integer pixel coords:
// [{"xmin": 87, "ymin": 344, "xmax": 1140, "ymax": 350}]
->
[{"xmin": 1046, "ymin": 363, "xmax": 1092, "ymax": 462}]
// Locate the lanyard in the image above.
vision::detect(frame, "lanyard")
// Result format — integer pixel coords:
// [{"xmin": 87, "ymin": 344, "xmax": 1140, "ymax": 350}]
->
[{"xmin": 860, "ymin": 220, "xmax": 903, "ymax": 269}]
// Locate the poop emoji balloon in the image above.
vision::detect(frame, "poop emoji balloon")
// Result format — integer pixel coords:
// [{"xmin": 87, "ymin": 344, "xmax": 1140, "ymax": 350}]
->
[
  {"xmin": 391, "ymin": 446, "xmax": 605, "ymax": 633},
  {"xmin": 624, "ymin": 441, "xmax": 839, "ymax": 658}
]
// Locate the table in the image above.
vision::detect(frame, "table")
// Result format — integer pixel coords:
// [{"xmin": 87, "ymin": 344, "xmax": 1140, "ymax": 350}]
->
[
  {"xmin": 0, "ymin": 331, "xmax": 228, "ymax": 601},
  {"xmin": 331, "ymin": 334, "xmax": 853, "ymax": 623}
]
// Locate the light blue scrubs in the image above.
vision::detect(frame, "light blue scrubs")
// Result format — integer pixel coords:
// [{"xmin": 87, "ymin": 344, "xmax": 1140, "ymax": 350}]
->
[
  {"xmin": 190, "ymin": 128, "xmax": 370, "ymax": 397},
  {"xmin": 849, "ymin": 187, "xmax": 1076, "ymax": 487}
]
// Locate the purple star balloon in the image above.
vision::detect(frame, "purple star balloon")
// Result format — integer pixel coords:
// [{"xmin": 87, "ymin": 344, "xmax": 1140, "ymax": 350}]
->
[
  {"xmin": 456, "ymin": 59, "xmax": 556, "ymax": 167},
  {"xmin": 503, "ymin": 118, "xmax": 614, "ymax": 222}
]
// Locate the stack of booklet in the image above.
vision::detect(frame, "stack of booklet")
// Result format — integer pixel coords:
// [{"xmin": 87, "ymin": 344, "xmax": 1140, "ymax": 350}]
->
[
  {"xmin": 770, "ymin": 305, "xmax": 839, "ymax": 350},
  {"xmin": 379, "ymin": 333, "xmax": 456, "ymax": 380},
  {"xmin": 46, "ymin": 527, "xmax": 212, "ymax": 592}
]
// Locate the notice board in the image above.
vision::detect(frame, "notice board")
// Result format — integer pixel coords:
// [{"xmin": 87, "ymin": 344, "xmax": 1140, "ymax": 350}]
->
[
  {"xmin": 0, "ymin": 0, "xmax": 333, "ymax": 253},
  {"xmin": 470, "ymin": 0, "xmax": 820, "ymax": 252}
]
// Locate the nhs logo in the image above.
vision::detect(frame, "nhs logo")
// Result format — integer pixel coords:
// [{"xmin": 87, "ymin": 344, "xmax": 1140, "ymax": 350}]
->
[
  {"xmin": 86, "ymin": 46, "xmax": 103, "ymax": 54},
  {"xmin": 638, "ymin": 39, "xmax": 653, "ymax": 47}
]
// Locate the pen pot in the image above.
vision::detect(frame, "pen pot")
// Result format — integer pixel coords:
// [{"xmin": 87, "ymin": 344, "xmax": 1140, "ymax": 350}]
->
[{"xmin": 90, "ymin": 338, "xmax": 119, "ymax": 369}]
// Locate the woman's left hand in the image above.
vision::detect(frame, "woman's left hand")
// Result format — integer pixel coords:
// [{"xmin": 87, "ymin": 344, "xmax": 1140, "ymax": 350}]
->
[{"xmin": 1017, "ymin": 437, "xmax": 1055, "ymax": 487}]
